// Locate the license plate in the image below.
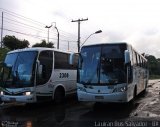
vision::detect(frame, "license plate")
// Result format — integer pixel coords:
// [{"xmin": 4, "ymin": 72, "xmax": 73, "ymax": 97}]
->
[
  {"xmin": 95, "ymin": 96, "xmax": 104, "ymax": 99},
  {"xmin": 10, "ymin": 98, "xmax": 16, "ymax": 102}
]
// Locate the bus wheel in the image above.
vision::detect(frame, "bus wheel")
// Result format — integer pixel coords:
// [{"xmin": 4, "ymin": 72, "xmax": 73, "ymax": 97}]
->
[
  {"xmin": 54, "ymin": 87, "xmax": 65, "ymax": 104},
  {"xmin": 133, "ymin": 86, "xmax": 137, "ymax": 99}
]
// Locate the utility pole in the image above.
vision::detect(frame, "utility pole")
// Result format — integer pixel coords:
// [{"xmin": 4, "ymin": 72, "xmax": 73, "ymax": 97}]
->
[
  {"xmin": 68, "ymin": 41, "xmax": 69, "ymax": 51},
  {"xmin": 1, "ymin": 12, "xmax": 3, "ymax": 48},
  {"xmin": 51, "ymin": 22, "xmax": 59, "ymax": 49},
  {"xmin": 45, "ymin": 25, "xmax": 52, "ymax": 43},
  {"xmin": 71, "ymin": 18, "xmax": 88, "ymax": 52},
  {"xmin": 55, "ymin": 26, "xmax": 59, "ymax": 49}
]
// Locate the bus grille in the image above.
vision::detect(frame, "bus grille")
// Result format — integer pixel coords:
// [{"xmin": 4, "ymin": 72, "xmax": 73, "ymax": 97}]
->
[{"xmin": 4, "ymin": 92, "xmax": 23, "ymax": 96}]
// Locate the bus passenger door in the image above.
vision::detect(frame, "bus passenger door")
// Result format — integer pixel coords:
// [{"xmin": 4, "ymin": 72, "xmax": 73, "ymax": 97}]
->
[{"xmin": 36, "ymin": 51, "xmax": 53, "ymax": 93}]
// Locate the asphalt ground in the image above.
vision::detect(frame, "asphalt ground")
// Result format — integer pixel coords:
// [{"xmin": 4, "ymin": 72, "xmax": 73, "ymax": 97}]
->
[{"xmin": 0, "ymin": 79, "xmax": 160, "ymax": 127}]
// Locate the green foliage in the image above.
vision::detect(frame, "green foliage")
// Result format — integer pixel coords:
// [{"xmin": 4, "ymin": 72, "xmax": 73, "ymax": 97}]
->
[
  {"xmin": 0, "ymin": 48, "xmax": 10, "ymax": 62},
  {"xmin": 146, "ymin": 55, "xmax": 160, "ymax": 78},
  {"xmin": 3, "ymin": 35, "xmax": 30, "ymax": 50},
  {"xmin": 0, "ymin": 48, "xmax": 9, "ymax": 70},
  {"xmin": 149, "ymin": 75, "xmax": 160, "ymax": 79},
  {"xmin": 32, "ymin": 39, "xmax": 54, "ymax": 48}
]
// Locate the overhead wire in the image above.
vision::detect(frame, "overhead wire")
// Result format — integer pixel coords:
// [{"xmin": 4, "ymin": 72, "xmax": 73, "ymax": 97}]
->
[
  {"xmin": 2, "ymin": 28, "xmax": 77, "ymax": 43},
  {"xmin": 3, "ymin": 16, "xmax": 45, "ymax": 31},
  {"xmin": 0, "ymin": 8, "xmax": 78, "ymax": 50},
  {"xmin": 2, "ymin": 28, "xmax": 49, "ymax": 40},
  {"xmin": 0, "ymin": 8, "xmax": 46, "ymax": 27},
  {"xmin": 5, "ymin": 22, "xmax": 45, "ymax": 35},
  {"xmin": 3, "ymin": 19, "xmax": 58, "ymax": 38},
  {"xmin": 0, "ymin": 9, "xmax": 78, "ymax": 39}
]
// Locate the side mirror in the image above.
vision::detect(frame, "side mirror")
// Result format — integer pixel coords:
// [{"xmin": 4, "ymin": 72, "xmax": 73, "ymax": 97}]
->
[
  {"xmin": 37, "ymin": 60, "xmax": 43, "ymax": 78},
  {"xmin": 38, "ymin": 65, "xmax": 43, "ymax": 76},
  {"xmin": 69, "ymin": 53, "xmax": 76, "ymax": 65},
  {"xmin": 124, "ymin": 50, "xmax": 130, "ymax": 64}
]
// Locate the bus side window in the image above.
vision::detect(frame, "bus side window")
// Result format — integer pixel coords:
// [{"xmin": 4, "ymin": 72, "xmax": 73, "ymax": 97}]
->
[
  {"xmin": 132, "ymin": 51, "xmax": 136, "ymax": 66},
  {"xmin": 37, "ymin": 51, "xmax": 53, "ymax": 85},
  {"xmin": 54, "ymin": 52, "xmax": 77, "ymax": 70},
  {"xmin": 54, "ymin": 52, "xmax": 68, "ymax": 69},
  {"xmin": 136, "ymin": 54, "xmax": 140, "ymax": 66},
  {"xmin": 139, "ymin": 56, "xmax": 142, "ymax": 67}
]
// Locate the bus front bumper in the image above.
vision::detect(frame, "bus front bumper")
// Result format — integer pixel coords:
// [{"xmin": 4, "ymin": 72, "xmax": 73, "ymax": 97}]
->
[
  {"xmin": 77, "ymin": 91, "xmax": 128, "ymax": 103},
  {"xmin": 0, "ymin": 94, "xmax": 36, "ymax": 103}
]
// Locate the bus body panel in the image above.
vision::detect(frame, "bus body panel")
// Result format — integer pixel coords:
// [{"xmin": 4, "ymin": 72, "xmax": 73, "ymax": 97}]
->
[
  {"xmin": 77, "ymin": 82, "xmax": 134, "ymax": 102},
  {"xmin": 77, "ymin": 42, "xmax": 149, "ymax": 103},
  {"xmin": 133, "ymin": 67, "xmax": 148, "ymax": 95},
  {"xmin": 1, "ymin": 87, "xmax": 36, "ymax": 103},
  {"xmin": 1, "ymin": 95, "xmax": 35, "ymax": 103},
  {"xmin": 35, "ymin": 69, "xmax": 77, "ymax": 99},
  {"xmin": 52, "ymin": 69, "xmax": 77, "ymax": 95},
  {"xmin": 77, "ymin": 84, "xmax": 129, "ymax": 102},
  {"xmin": 0, "ymin": 48, "xmax": 77, "ymax": 103}
]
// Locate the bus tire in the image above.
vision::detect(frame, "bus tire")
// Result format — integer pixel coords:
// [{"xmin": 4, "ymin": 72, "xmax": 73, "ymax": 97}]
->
[
  {"xmin": 54, "ymin": 87, "xmax": 65, "ymax": 104},
  {"xmin": 133, "ymin": 86, "xmax": 137, "ymax": 99}
]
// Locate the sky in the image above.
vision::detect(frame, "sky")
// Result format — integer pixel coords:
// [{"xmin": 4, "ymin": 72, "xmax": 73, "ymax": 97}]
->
[{"xmin": 1, "ymin": 0, "xmax": 160, "ymax": 57}]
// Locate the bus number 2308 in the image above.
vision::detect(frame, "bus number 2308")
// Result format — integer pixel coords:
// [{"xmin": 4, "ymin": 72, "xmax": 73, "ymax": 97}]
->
[{"xmin": 59, "ymin": 73, "xmax": 69, "ymax": 78}]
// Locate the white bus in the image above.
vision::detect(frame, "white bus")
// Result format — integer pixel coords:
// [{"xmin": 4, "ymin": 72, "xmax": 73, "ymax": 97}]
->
[
  {"xmin": 70, "ymin": 42, "xmax": 149, "ymax": 103},
  {"xmin": 0, "ymin": 48, "xmax": 77, "ymax": 103}
]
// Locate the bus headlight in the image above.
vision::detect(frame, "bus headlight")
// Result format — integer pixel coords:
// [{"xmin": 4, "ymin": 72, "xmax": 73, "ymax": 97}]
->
[
  {"xmin": 0, "ymin": 91, "xmax": 4, "ymax": 95},
  {"xmin": 77, "ymin": 86, "xmax": 86, "ymax": 92},
  {"xmin": 113, "ymin": 86, "xmax": 127, "ymax": 93},
  {"xmin": 24, "ymin": 92, "xmax": 31, "ymax": 96},
  {"xmin": 120, "ymin": 86, "xmax": 127, "ymax": 92}
]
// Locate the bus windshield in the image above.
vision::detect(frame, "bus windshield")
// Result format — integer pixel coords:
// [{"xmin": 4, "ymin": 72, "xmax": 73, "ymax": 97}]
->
[
  {"xmin": 78, "ymin": 44, "xmax": 127, "ymax": 85},
  {"xmin": 0, "ymin": 51, "xmax": 37, "ymax": 88}
]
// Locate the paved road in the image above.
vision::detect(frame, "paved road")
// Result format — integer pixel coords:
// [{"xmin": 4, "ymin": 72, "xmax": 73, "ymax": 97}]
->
[{"xmin": 0, "ymin": 80, "xmax": 160, "ymax": 127}]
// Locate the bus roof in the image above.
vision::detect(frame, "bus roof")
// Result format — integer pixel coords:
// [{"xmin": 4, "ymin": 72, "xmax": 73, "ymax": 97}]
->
[
  {"xmin": 82, "ymin": 42, "xmax": 129, "ymax": 47},
  {"xmin": 7, "ymin": 47, "xmax": 73, "ymax": 54}
]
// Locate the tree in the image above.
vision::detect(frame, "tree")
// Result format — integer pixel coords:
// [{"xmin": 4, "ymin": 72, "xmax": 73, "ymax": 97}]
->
[
  {"xmin": 32, "ymin": 39, "xmax": 54, "ymax": 48},
  {"xmin": 0, "ymin": 48, "xmax": 10, "ymax": 74},
  {"xmin": 146, "ymin": 55, "xmax": 159, "ymax": 75},
  {"xmin": 3, "ymin": 35, "xmax": 29, "ymax": 50},
  {"xmin": 0, "ymin": 48, "xmax": 9, "ymax": 62},
  {"xmin": 18, "ymin": 39, "xmax": 30, "ymax": 49}
]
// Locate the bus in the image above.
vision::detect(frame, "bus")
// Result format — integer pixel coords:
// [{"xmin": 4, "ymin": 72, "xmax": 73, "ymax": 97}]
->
[
  {"xmin": 0, "ymin": 48, "xmax": 77, "ymax": 103},
  {"xmin": 70, "ymin": 42, "xmax": 149, "ymax": 103}
]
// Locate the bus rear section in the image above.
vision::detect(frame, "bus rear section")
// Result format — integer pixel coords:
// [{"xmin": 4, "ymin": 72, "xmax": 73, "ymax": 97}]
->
[
  {"xmin": 75, "ymin": 43, "xmax": 148, "ymax": 103},
  {"xmin": 0, "ymin": 48, "xmax": 77, "ymax": 103}
]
